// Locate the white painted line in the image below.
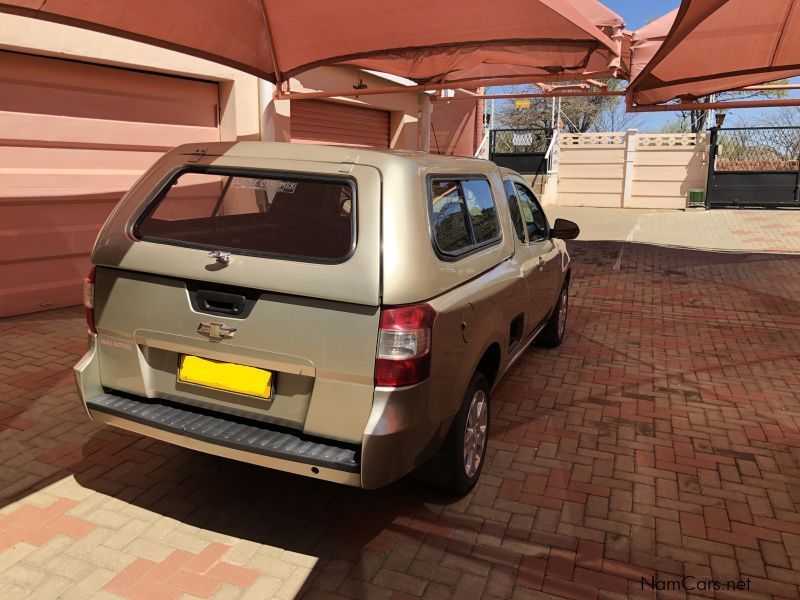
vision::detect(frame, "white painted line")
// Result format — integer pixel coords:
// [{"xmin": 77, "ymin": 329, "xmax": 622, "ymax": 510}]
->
[
  {"xmin": 626, "ymin": 217, "xmax": 642, "ymax": 242},
  {"xmin": 614, "ymin": 215, "xmax": 643, "ymax": 271},
  {"xmin": 613, "ymin": 247, "xmax": 624, "ymax": 271}
]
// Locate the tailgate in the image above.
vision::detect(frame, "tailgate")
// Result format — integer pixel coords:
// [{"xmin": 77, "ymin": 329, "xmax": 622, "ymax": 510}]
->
[{"xmin": 91, "ymin": 162, "xmax": 382, "ymax": 444}]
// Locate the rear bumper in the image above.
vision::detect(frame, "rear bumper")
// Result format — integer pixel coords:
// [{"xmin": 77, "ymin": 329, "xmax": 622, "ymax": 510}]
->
[
  {"xmin": 87, "ymin": 392, "xmax": 361, "ymax": 486},
  {"xmin": 75, "ymin": 338, "xmax": 443, "ymax": 489},
  {"xmin": 360, "ymin": 382, "xmax": 445, "ymax": 489}
]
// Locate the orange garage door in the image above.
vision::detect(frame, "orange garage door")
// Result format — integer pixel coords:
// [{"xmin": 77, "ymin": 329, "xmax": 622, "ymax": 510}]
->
[
  {"xmin": 0, "ymin": 51, "xmax": 220, "ymax": 317},
  {"xmin": 290, "ymin": 100, "xmax": 390, "ymax": 148}
]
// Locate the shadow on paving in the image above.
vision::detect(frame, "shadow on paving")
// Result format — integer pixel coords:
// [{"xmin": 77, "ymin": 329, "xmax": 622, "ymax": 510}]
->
[{"xmin": 2, "ymin": 241, "xmax": 800, "ymax": 599}]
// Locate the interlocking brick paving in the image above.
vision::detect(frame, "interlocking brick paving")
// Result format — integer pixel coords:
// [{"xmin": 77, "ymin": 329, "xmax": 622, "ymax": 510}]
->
[
  {"xmin": 0, "ymin": 498, "xmax": 94, "ymax": 552},
  {"xmin": 104, "ymin": 542, "xmax": 260, "ymax": 599},
  {"xmin": 1, "ymin": 242, "xmax": 800, "ymax": 599}
]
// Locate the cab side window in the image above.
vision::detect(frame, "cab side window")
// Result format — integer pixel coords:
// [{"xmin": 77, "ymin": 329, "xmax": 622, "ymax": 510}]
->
[
  {"xmin": 430, "ymin": 180, "xmax": 471, "ymax": 254},
  {"xmin": 462, "ymin": 179, "xmax": 500, "ymax": 244},
  {"xmin": 430, "ymin": 177, "xmax": 501, "ymax": 258},
  {"xmin": 514, "ymin": 183, "xmax": 549, "ymax": 242},
  {"xmin": 503, "ymin": 181, "xmax": 526, "ymax": 243}
]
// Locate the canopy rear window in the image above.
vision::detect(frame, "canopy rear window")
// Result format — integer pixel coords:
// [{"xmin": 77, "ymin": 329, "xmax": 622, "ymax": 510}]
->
[{"xmin": 135, "ymin": 169, "xmax": 355, "ymax": 263}]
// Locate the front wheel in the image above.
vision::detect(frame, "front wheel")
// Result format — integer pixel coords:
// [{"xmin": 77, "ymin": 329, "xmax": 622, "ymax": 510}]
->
[
  {"xmin": 537, "ymin": 282, "xmax": 569, "ymax": 347},
  {"xmin": 437, "ymin": 371, "xmax": 490, "ymax": 496}
]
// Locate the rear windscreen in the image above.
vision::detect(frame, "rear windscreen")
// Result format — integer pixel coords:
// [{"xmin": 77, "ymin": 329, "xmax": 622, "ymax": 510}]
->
[{"xmin": 135, "ymin": 170, "xmax": 355, "ymax": 262}]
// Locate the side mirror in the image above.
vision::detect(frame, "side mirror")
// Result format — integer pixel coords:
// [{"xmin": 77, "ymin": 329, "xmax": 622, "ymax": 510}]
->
[{"xmin": 551, "ymin": 218, "xmax": 580, "ymax": 240}]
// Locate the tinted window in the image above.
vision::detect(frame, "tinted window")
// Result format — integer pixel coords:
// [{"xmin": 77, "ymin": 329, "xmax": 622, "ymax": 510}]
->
[
  {"xmin": 514, "ymin": 183, "xmax": 549, "ymax": 242},
  {"xmin": 430, "ymin": 178, "xmax": 501, "ymax": 257},
  {"xmin": 462, "ymin": 179, "xmax": 500, "ymax": 243},
  {"xmin": 430, "ymin": 180, "xmax": 471, "ymax": 254},
  {"xmin": 503, "ymin": 180, "xmax": 526, "ymax": 242},
  {"xmin": 135, "ymin": 170, "xmax": 354, "ymax": 262}
]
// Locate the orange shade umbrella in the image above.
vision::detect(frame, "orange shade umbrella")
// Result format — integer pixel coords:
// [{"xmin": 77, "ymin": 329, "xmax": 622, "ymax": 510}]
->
[
  {"xmin": 629, "ymin": 0, "xmax": 800, "ymax": 107},
  {"xmin": 0, "ymin": 0, "xmax": 625, "ymax": 88}
]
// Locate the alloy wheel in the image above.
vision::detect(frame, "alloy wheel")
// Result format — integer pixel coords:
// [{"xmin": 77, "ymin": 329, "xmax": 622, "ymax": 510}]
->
[
  {"xmin": 463, "ymin": 389, "xmax": 488, "ymax": 478},
  {"xmin": 557, "ymin": 288, "xmax": 568, "ymax": 339}
]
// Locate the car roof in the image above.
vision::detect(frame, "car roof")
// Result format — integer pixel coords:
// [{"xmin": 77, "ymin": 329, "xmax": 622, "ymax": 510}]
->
[
  {"xmin": 176, "ymin": 141, "xmax": 499, "ymax": 173},
  {"xmin": 498, "ymin": 166, "xmax": 523, "ymax": 178}
]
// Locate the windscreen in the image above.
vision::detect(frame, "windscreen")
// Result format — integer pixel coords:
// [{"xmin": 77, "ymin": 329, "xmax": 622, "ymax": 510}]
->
[{"xmin": 135, "ymin": 170, "xmax": 355, "ymax": 262}]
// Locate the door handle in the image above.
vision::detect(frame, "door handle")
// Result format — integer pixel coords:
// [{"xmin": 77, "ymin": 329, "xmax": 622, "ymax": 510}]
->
[{"xmin": 196, "ymin": 289, "xmax": 246, "ymax": 316}]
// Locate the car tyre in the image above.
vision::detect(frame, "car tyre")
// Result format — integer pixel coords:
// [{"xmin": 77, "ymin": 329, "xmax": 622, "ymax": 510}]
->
[
  {"xmin": 537, "ymin": 281, "xmax": 569, "ymax": 348},
  {"xmin": 436, "ymin": 370, "xmax": 490, "ymax": 497}
]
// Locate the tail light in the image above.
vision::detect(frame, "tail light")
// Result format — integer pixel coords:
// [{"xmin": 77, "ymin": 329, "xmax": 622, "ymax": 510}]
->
[
  {"xmin": 84, "ymin": 266, "xmax": 96, "ymax": 334},
  {"xmin": 375, "ymin": 303, "xmax": 436, "ymax": 387}
]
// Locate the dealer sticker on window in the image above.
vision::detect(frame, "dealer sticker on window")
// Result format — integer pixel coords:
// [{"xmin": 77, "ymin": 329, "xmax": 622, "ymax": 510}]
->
[{"xmin": 234, "ymin": 178, "xmax": 297, "ymax": 193}]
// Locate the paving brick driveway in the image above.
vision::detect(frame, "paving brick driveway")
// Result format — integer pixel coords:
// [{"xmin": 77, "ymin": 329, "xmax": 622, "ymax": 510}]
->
[{"xmin": 2, "ymin": 241, "xmax": 800, "ymax": 600}]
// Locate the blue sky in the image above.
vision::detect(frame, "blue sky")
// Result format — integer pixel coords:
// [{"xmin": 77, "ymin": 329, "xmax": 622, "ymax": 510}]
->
[{"xmin": 604, "ymin": 0, "xmax": 677, "ymax": 30}]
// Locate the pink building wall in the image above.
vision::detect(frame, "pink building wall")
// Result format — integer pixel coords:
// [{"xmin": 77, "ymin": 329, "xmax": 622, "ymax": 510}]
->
[{"xmin": 430, "ymin": 89, "xmax": 484, "ymax": 157}]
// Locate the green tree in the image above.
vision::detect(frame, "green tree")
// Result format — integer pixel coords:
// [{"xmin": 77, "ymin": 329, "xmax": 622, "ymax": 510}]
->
[
  {"xmin": 495, "ymin": 80, "xmax": 641, "ymax": 132},
  {"xmin": 757, "ymin": 106, "xmax": 800, "ymax": 160},
  {"xmin": 679, "ymin": 82, "xmax": 790, "ymax": 132},
  {"xmin": 496, "ymin": 80, "xmax": 790, "ymax": 134},
  {"xmin": 658, "ymin": 118, "xmax": 690, "ymax": 133}
]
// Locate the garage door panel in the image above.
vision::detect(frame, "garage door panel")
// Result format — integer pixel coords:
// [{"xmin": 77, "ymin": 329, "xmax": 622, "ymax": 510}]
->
[
  {"xmin": 291, "ymin": 111, "xmax": 391, "ymax": 128},
  {"xmin": 291, "ymin": 100, "xmax": 390, "ymax": 148},
  {"xmin": 0, "ymin": 146, "xmax": 166, "ymax": 170},
  {"xmin": 0, "ymin": 52, "xmax": 220, "ymax": 317},
  {"xmin": 0, "ymin": 112, "xmax": 219, "ymax": 150},
  {"xmin": 292, "ymin": 121, "xmax": 388, "ymax": 134},
  {"xmin": 4, "ymin": 223, "xmax": 100, "ymax": 263},
  {"xmin": 1, "ymin": 196, "xmax": 120, "ymax": 227},
  {"xmin": 291, "ymin": 130, "xmax": 390, "ymax": 146},
  {"xmin": 291, "ymin": 137, "xmax": 390, "ymax": 148},
  {"xmin": 291, "ymin": 121, "xmax": 391, "ymax": 136},
  {"xmin": 2, "ymin": 52, "xmax": 219, "ymax": 127},
  {"xmin": 1, "ymin": 80, "xmax": 218, "ymax": 128},
  {"xmin": 0, "ymin": 173, "xmax": 143, "ymax": 191},
  {"xmin": 0, "ymin": 255, "xmax": 90, "ymax": 316}
]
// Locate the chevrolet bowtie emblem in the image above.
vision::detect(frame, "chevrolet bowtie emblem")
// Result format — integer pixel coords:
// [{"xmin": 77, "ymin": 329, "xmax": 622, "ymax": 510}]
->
[{"xmin": 197, "ymin": 322, "xmax": 237, "ymax": 342}]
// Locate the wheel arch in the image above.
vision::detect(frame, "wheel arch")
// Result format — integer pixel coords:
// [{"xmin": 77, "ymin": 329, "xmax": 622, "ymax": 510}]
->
[{"xmin": 475, "ymin": 341, "xmax": 502, "ymax": 388}]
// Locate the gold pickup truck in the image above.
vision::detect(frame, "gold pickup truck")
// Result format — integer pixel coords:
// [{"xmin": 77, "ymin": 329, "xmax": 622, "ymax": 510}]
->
[{"xmin": 75, "ymin": 142, "xmax": 578, "ymax": 495}]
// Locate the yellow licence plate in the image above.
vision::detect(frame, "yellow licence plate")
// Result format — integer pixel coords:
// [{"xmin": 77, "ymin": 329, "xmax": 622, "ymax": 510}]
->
[{"xmin": 178, "ymin": 355, "xmax": 272, "ymax": 399}]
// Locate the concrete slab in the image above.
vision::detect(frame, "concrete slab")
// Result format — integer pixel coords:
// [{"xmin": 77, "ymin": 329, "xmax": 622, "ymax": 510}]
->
[{"xmin": 546, "ymin": 207, "xmax": 800, "ymax": 253}]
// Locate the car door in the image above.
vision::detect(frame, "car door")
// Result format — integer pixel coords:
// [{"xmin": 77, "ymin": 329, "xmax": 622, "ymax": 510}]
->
[
  {"xmin": 504, "ymin": 178, "xmax": 562, "ymax": 333},
  {"xmin": 501, "ymin": 179, "xmax": 539, "ymax": 347}
]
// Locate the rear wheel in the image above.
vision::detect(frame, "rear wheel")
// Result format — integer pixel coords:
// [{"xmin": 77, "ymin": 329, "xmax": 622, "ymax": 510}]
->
[
  {"xmin": 537, "ymin": 281, "xmax": 568, "ymax": 347},
  {"xmin": 438, "ymin": 371, "xmax": 490, "ymax": 496}
]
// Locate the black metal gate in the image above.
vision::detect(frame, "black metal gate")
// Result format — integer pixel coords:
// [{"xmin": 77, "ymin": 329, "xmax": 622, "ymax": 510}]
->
[
  {"xmin": 706, "ymin": 126, "xmax": 800, "ymax": 208},
  {"xmin": 489, "ymin": 128, "xmax": 552, "ymax": 177}
]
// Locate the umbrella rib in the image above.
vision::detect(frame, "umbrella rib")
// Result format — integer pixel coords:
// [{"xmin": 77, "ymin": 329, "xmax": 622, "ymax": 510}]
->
[
  {"xmin": 257, "ymin": 0, "xmax": 282, "ymax": 87},
  {"xmin": 770, "ymin": 0, "xmax": 797, "ymax": 67},
  {"xmin": 634, "ymin": 63, "xmax": 800, "ymax": 94},
  {"xmin": 282, "ymin": 38, "xmax": 602, "ymax": 82},
  {"xmin": 630, "ymin": 1, "xmax": 720, "ymax": 95}
]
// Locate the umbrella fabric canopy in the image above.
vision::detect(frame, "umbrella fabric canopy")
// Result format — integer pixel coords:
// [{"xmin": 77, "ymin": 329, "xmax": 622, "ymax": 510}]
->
[
  {"xmin": 0, "ymin": 0, "xmax": 624, "ymax": 87},
  {"xmin": 629, "ymin": 0, "xmax": 800, "ymax": 107},
  {"xmin": 629, "ymin": 9, "xmax": 677, "ymax": 85}
]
